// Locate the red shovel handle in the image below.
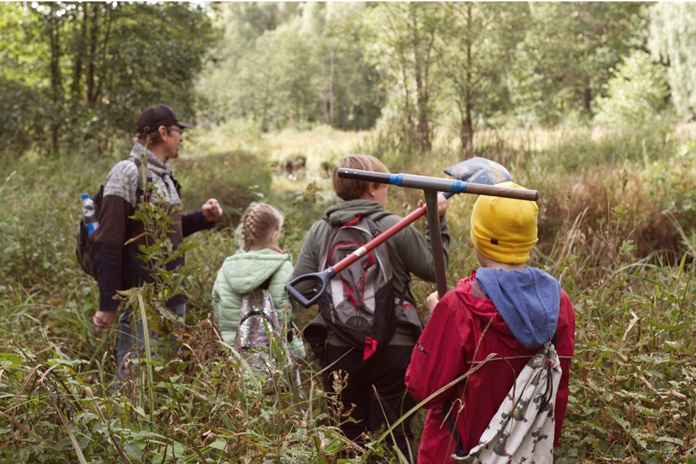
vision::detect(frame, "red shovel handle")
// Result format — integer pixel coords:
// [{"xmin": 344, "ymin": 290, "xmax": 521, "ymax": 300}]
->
[{"xmin": 286, "ymin": 203, "xmax": 429, "ymax": 308}]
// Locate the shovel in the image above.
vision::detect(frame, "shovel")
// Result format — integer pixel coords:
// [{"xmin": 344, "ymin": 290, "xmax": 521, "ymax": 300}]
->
[{"xmin": 286, "ymin": 157, "xmax": 534, "ymax": 308}]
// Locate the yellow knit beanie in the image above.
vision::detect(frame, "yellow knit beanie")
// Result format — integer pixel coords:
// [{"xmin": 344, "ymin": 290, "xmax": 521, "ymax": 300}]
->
[{"xmin": 470, "ymin": 181, "xmax": 539, "ymax": 264}]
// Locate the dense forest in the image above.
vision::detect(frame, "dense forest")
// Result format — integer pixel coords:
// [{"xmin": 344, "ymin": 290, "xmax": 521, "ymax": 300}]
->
[
  {"xmin": 2, "ymin": 2, "xmax": 695, "ymax": 156},
  {"xmin": 2, "ymin": 2, "xmax": 696, "ymax": 463}
]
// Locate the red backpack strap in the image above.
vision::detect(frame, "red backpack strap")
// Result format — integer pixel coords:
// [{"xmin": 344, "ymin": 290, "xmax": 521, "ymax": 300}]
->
[{"xmin": 343, "ymin": 216, "xmax": 361, "ymax": 226}]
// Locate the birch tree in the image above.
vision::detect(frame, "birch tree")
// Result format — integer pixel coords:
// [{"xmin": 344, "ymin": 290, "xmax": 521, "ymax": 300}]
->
[
  {"xmin": 436, "ymin": 2, "xmax": 529, "ymax": 154},
  {"xmin": 363, "ymin": 3, "xmax": 447, "ymax": 152}
]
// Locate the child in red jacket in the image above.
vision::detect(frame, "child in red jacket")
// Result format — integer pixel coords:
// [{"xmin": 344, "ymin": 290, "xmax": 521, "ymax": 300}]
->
[{"xmin": 405, "ymin": 181, "xmax": 575, "ymax": 463}]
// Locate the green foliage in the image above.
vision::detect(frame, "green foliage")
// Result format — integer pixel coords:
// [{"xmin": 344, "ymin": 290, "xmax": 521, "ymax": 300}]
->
[
  {"xmin": 125, "ymin": 188, "xmax": 196, "ymax": 321},
  {"xmin": 0, "ymin": 317, "xmax": 366, "ymax": 462},
  {"xmin": 523, "ymin": 124, "xmax": 675, "ymax": 175},
  {"xmin": 649, "ymin": 3, "xmax": 696, "ymax": 120},
  {"xmin": 319, "ymin": 3, "xmax": 383, "ymax": 130},
  {"xmin": 0, "ymin": 2, "xmax": 213, "ymax": 157},
  {"xmin": 0, "ymin": 157, "xmax": 87, "ymax": 294},
  {"xmin": 4, "ymin": 0, "xmax": 692, "ymax": 163},
  {"xmin": 362, "ymin": 3, "xmax": 447, "ymax": 152},
  {"xmin": 521, "ymin": 124, "xmax": 692, "ymax": 266},
  {"xmin": 510, "ymin": 2, "xmax": 647, "ymax": 125},
  {"xmin": 434, "ymin": 2, "xmax": 530, "ymax": 154},
  {"xmin": 208, "ymin": 12, "xmax": 319, "ymax": 132},
  {"xmin": 643, "ymin": 141, "xmax": 696, "ymax": 254},
  {"xmin": 555, "ymin": 253, "xmax": 696, "ymax": 462},
  {"xmin": 175, "ymin": 150, "xmax": 273, "ymax": 230},
  {"xmin": 198, "ymin": 3, "xmax": 381, "ymax": 133},
  {"xmin": 0, "ymin": 4, "xmax": 51, "ymax": 155},
  {"xmin": 595, "ymin": 50, "xmax": 670, "ymax": 130}
]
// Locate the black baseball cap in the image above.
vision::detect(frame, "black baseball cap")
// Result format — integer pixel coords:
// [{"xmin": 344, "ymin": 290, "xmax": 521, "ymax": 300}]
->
[{"xmin": 136, "ymin": 104, "xmax": 192, "ymax": 133}]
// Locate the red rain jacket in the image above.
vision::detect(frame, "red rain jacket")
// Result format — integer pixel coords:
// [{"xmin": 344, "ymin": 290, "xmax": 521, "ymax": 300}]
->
[{"xmin": 405, "ymin": 271, "xmax": 575, "ymax": 463}]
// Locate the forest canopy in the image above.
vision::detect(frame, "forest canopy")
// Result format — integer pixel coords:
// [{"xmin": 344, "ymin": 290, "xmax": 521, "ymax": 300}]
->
[{"xmin": 0, "ymin": 2, "xmax": 694, "ymax": 156}]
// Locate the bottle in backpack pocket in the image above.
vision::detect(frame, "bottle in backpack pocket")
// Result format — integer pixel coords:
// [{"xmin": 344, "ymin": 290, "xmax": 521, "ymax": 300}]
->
[{"xmin": 81, "ymin": 193, "xmax": 99, "ymax": 235}]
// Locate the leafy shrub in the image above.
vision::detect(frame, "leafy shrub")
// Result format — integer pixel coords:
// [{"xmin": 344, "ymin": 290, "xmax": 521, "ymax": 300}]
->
[
  {"xmin": 176, "ymin": 150, "xmax": 272, "ymax": 230},
  {"xmin": 556, "ymin": 256, "xmax": 696, "ymax": 463},
  {"xmin": 643, "ymin": 141, "xmax": 696, "ymax": 255},
  {"xmin": 594, "ymin": 50, "xmax": 670, "ymax": 131},
  {"xmin": 0, "ymin": 78, "xmax": 48, "ymax": 156}
]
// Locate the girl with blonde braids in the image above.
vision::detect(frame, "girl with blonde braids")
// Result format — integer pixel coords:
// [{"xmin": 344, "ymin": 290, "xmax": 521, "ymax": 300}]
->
[{"xmin": 212, "ymin": 202, "xmax": 295, "ymax": 346}]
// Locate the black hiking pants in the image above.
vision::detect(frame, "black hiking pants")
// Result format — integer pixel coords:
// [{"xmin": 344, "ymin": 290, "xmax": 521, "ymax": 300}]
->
[{"xmin": 322, "ymin": 342, "xmax": 417, "ymax": 463}]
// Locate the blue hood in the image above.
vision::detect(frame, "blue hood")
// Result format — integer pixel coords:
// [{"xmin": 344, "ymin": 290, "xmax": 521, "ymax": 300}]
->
[{"xmin": 476, "ymin": 267, "xmax": 560, "ymax": 348}]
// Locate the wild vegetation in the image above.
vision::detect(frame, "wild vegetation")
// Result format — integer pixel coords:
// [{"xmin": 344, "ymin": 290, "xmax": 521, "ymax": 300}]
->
[
  {"xmin": 2, "ymin": 2, "xmax": 696, "ymax": 463},
  {"xmin": 1, "ymin": 123, "xmax": 695, "ymax": 462}
]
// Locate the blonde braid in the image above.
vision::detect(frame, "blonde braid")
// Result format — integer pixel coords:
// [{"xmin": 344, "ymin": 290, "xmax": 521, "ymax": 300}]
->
[
  {"xmin": 242, "ymin": 207, "xmax": 261, "ymax": 250},
  {"xmin": 237, "ymin": 202, "xmax": 284, "ymax": 251}
]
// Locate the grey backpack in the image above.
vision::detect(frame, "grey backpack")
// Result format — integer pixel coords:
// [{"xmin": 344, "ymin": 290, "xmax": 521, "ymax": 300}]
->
[
  {"xmin": 235, "ymin": 288, "xmax": 284, "ymax": 373},
  {"xmin": 314, "ymin": 212, "xmax": 397, "ymax": 360},
  {"xmin": 234, "ymin": 284, "xmax": 301, "ymax": 387}
]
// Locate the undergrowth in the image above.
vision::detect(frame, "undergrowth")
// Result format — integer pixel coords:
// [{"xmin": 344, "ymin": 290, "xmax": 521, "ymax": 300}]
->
[{"xmin": 1, "ymin": 125, "xmax": 695, "ymax": 462}]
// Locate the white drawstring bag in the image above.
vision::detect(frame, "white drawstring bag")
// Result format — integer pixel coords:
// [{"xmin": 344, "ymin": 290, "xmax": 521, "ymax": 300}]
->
[{"xmin": 451, "ymin": 342, "xmax": 562, "ymax": 463}]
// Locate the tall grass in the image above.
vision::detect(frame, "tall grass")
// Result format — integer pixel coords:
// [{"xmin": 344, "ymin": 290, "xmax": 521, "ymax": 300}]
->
[{"xmin": 1, "ymin": 124, "xmax": 695, "ymax": 462}]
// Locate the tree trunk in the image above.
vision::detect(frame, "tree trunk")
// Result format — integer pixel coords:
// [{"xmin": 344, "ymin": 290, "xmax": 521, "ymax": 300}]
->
[
  {"xmin": 71, "ymin": 4, "xmax": 86, "ymax": 104},
  {"xmin": 294, "ymin": 82, "xmax": 301, "ymax": 125},
  {"xmin": 67, "ymin": 4, "xmax": 88, "ymax": 152},
  {"xmin": 321, "ymin": 60, "xmax": 329, "ymax": 125},
  {"xmin": 414, "ymin": 50, "xmax": 431, "ymax": 153},
  {"xmin": 48, "ymin": 3, "xmax": 63, "ymax": 156},
  {"xmin": 93, "ymin": 3, "xmax": 114, "ymax": 107},
  {"xmin": 460, "ymin": 4, "xmax": 475, "ymax": 156},
  {"xmin": 400, "ymin": 60, "xmax": 416, "ymax": 138},
  {"xmin": 260, "ymin": 75, "xmax": 270, "ymax": 132},
  {"xmin": 416, "ymin": 97, "xmax": 431, "ymax": 152},
  {"xmin": 87, "ymin": 4, "xmax": 99, "ymax": 104},
  {"xmin": 462, "ymin": 109, "xmax": 474, "ymax": 155},
  {"xmin": 329, "ymin": 49, "xmax": 335, "ymax": 127},
  {"xmin": 410, "ymin": 4, "xmax": 436, "ymax": 153}
]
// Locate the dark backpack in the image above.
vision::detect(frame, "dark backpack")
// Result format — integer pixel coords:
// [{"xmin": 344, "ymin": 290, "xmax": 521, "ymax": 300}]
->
[
  {"xmin": 76, "ymin": 157, "xmax": 150, "ymax": 280},
  {"xmin": 315, "ymin": 212, "xmax": 396, "ymax": 360}
]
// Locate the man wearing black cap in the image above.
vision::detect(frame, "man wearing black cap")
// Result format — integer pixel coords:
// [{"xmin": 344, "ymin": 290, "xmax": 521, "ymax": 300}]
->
[{"xmin": 91, "ymin": 104, "xmax": 223, "ymax": 376}]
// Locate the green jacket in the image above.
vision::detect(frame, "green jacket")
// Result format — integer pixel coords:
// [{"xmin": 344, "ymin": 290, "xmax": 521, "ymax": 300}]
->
[
  {"xmin": 291, "ymin": 199, "xmax": 450, "ymax": 343},
  {"xmin": 212, "ymin": 248, "xmax": 294, "ymax": 346}
]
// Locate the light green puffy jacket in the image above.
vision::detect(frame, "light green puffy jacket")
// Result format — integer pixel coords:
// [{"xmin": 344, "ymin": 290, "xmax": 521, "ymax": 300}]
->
[{"xmin": 212, "ymin": 248, "xmax": 294, "ymax": 346}]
